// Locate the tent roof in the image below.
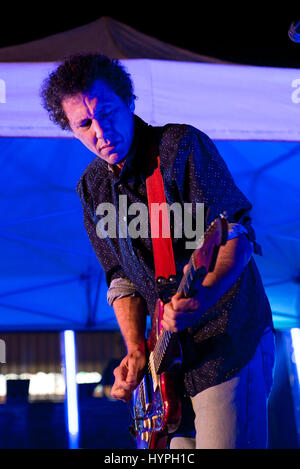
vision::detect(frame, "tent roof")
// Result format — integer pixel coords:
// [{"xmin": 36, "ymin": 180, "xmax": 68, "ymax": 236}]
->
[
  {"xmin": 0, "ymin": 16, "xmax": 227, "ymax": 63},
  {"xmin": 0, "ymin": 59, "xmax": 299, "ymax": 140}
]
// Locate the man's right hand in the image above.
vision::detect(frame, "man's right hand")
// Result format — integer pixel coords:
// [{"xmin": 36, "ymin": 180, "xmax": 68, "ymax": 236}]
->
[{"xmin": 111, "ymin": 349, "xmax": 146, "ymax": 402}]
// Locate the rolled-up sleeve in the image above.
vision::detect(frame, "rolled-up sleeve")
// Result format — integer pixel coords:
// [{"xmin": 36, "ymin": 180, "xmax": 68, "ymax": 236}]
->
[{"xmin": 107, "ymin": 277, "xmax": 140, "ymax": 306}]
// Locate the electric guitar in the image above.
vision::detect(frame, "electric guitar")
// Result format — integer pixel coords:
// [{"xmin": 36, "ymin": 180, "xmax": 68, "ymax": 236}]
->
[{"xmin": 129, "ymin": 214, "xmax": 228, "ymax": 449}]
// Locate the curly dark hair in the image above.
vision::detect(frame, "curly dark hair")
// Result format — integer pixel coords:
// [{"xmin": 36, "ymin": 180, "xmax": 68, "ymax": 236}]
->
[{"xmin": 40, "ymin": 53, "xmax": 136, "ymax": 130}]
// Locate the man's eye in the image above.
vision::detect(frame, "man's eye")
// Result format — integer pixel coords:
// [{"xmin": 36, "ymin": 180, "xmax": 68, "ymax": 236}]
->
[
  {"xmin": 97, "ymin": 110, "xmax": 113, "ymax": 119},
  {"xmin": 80, "ymin": 119, "xmax": 92, "ymax": 128}
]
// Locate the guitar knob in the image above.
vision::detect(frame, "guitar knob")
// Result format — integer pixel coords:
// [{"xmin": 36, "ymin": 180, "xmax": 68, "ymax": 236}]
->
[
  {"xmin": 152, "ymin": 415, "xmax": 161, "ymax": 428},
  {"xmin": 141, "ymin": 431, "xmax": 150, "ymax": 442},
  {"xmin": 144, "ymin": 418, "xmax": 152, "ymax": 429}
]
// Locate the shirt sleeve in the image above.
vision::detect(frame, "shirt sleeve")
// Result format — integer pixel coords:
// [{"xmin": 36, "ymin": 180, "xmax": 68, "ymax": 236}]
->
[
  {"xmin": 107, "ymin": 277, "xmax": 141, "ymax": 306},
  {"xmin": 179, "ymin": 127, "xmax": 261, "ymax": 254}
]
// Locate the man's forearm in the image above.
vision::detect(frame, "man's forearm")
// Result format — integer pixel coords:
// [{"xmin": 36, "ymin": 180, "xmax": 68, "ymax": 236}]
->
[
  {"xmin": 200, "ymin": 233, "xmax": 253, "ymax": 311},
  {"xmin": 113, "ymin": 296, "xmax": 148, "ymax": 353},
  {"xmin": 163, "ymin": 234, "xmax": 254, "ymax": 332}
]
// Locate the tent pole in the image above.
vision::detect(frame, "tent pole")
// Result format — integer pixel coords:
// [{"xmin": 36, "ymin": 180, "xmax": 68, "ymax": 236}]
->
[{"xmin": 60, "ymin": 330, "xmax": 80, "ymax": 449}]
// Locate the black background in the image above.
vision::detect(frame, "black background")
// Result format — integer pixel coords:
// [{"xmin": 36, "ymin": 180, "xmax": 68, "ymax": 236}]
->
[{"xmin": 0, "ymin": 5, "xmax": 299, "ymax": 68}]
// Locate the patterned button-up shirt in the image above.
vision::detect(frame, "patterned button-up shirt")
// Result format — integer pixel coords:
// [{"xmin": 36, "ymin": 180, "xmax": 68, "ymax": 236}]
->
[{"xmin": 77, "ymin": 116, "xmax": 273, "ymax": 396}]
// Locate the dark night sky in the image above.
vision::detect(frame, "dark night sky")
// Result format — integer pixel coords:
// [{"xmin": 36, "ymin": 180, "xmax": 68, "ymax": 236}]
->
[{"xmin": 0, "ymin": 6, "xmax": 299, "ymax": 68}]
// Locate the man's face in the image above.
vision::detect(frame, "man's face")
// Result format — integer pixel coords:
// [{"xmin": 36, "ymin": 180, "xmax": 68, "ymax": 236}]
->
[{"xmin": 62, "ymin": 80, "xmax": 135, "ymax": 166}]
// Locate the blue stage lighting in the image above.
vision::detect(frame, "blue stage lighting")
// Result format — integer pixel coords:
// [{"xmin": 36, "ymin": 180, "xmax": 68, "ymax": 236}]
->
[{"xmin": 62, "ymin": 330, "xmax": 80, "ymax": 449}]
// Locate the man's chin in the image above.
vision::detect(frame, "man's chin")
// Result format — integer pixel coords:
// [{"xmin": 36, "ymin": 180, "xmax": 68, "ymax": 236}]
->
[{"xmin": 98, "ymin": 152, "xmax": 126, "ymax": 167}]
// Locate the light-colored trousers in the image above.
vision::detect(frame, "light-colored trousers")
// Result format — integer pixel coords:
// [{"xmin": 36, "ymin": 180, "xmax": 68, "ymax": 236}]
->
[{"xmin": 170, "ymin": 329, "xmax": 275, "ymax": 449}]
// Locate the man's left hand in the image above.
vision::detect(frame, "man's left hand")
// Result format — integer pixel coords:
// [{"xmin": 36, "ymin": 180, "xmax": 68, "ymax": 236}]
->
[{"xmin": 161, "ymin": 290, "xmax": 205, "ymax": 333}]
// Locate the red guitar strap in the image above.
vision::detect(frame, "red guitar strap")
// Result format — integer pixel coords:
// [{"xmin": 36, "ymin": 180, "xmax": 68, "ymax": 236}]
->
[{"xmin": 145, "ymin": 156, "xmax": 176, "ymax": 280}]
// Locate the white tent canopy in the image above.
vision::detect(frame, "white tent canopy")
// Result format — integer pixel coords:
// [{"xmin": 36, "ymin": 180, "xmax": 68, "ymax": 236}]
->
[
  {"xmin": 0, "ymin": 19, "xmax": 299, "ymax": 332},
  {"xmin": 0, "ymin": 59, "xmax": 300, "ymax": 140}
]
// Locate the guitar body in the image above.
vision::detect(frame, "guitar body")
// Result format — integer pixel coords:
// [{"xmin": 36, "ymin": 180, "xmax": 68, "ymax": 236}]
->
[
  {"xmin": 130, "ymin": 215, "xmax": 228, "ymax": 449},
  {"xmin": 133, "ymin": 299, "xmax": 182, "ymax": 449}
]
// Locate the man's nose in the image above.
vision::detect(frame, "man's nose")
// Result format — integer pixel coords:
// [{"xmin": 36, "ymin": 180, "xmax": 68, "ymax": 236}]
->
[{"xmin": 93, "ymin": 119, "xmax": 105, "ymax": 140}]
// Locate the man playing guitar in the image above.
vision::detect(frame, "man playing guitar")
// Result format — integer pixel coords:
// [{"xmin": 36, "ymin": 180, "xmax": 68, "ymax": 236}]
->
[{"xmin": 41, "ymin": 53, "xmax": 275, "ymax": 449}]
